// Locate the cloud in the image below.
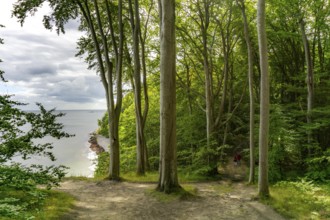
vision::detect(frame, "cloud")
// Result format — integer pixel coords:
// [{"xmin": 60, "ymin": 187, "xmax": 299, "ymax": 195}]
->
[
  {"xmin": 47, "ymin": 75, "xmax": 105, "ymax": 103},
  {"xmin": 0, "ymin": 1, "xmax": 106, "ymax": 110}
]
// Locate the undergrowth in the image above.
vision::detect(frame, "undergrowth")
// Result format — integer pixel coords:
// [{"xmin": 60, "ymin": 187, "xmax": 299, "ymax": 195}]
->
[
  {"xmin": 0, "ymin": 188, "xmax": 75, "ymax": 220},
  {"xmin": 265, "ymin": 180, "xmax": 330, "ymax": 220}
]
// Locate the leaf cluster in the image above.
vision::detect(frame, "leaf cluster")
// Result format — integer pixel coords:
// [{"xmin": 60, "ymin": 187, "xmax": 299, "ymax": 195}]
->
[{"xmin": 0, "ymin": 95, "xmax": 72, "ymax": 217}]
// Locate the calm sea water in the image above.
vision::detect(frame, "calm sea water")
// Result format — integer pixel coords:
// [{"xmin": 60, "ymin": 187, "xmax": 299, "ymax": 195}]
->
[{"xmin": 14, "ymin": 110, "xmax": 106, "ymax": 177}]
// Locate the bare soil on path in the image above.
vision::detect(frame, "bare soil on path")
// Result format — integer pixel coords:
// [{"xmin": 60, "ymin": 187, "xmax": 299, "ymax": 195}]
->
[{"xmin": 57, "ymin": 178, "xmax": 286, "ymax": 220}]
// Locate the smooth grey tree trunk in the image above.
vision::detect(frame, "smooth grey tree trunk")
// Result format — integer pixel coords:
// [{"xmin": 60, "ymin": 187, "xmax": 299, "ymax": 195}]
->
[
  {"xmin": 237, "ymin": 0, "xmax": 255, "ymax": 184},
  {"xmin": 257, "ymin": 0, "xmax": 270, "ymax": 197},
  {"xmin": 103, "ymin": 0, "xmax": 124, "ymax": 180},
  {"xmin": 157, "ymin": 0, "xmax": 180, "ymax": 193},
  {"xmin": 200, "ymin": 1, "xmax": 214, "ymax": 146},
  {"xmin": 128, "ymin": 0, "xmax": 147, "ymax": 175},
  {"xmin": 300, "ymin": 19, "xmax": 314, "ymax": 150},
  {"xmin": 140, "ymin": 2, "xmax": 153, "ymax": 170},
  {"xmin": 78, "ymin": 0, "xmax": 123, "ymax": 180}
]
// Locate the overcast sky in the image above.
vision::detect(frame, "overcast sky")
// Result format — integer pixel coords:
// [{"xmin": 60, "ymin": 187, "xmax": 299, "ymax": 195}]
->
[{"xmin": 0, "ymin": 1, "xmax": 106, "ymax": 110}]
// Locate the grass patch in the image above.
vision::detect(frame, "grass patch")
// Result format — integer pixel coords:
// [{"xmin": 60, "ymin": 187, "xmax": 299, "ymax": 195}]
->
[
  {"xmin": 121, "ymin": 171, "xmax": 159, "ymax": 183},
  {"xmin": 29, "ymin": 190, "xmax": 75, "ymax": 219},
  {"xmin": 146, "ymin": 184, "xmax": 198, "ymax": 202},
  {"xmin": 263, "ymin": 180, "xmax": 330, "ymax": 220},
  {"xmin": 0, "ymin": 187, "xmax": 75, "ymax": 220},
  {"xmin": 120, "ymin": 171, "xmax": 221, "ymax": 183}
]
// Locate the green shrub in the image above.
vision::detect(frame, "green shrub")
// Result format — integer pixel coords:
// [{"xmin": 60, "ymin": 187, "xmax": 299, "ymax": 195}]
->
[
  {"xmin": 97, "ymin": 112, "xmax": 109, "ymax": 138},
  {"xmin": 0, "ymin": 188, "xmax": 75, "ymax": 220},
  {"xmin": 306, "ymin": 149, "xmax": 330, "ymax": 182},
  {"xmin": 94, "ymin": 152, "xmax": 110, "ymax": 179},
  {"xmin": 267, "ymin": 180, "xmax": 330, "ymax": 219}
]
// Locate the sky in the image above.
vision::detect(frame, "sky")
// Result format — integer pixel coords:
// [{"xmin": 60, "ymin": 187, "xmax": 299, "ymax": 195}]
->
[{"xmin": 0, "ymin": 1, "xmax": 107, "ymax": 110}]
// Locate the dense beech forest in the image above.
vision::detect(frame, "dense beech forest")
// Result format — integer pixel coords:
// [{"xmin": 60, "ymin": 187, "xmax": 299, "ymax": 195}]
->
[
  {"xmin": 1, "ymin": 0, "xmax": 330, "ymax": 218},
  {"xmin": 91, "ymin": 0, "xmax": 330, "ymax": 186},
  {"xmin": 11, "ymin": 0, "xmax": 330, "ymax": 186}
]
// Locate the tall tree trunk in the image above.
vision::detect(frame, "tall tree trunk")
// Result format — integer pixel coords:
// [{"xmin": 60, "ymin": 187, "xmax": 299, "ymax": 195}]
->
[
  {"xmin": 128, "ymin": 0, "xmax": 147, "ymax": 175},
  {"xmin": 198, "ymin": 0, "xmax": 214, "ymax": 146},
  {"xmin": 214, "ymin": 3, "xmax": 235, "ymax": 138},
  {"xmin": 317, "ymin": 29, "xmax": 324, "ymax": 73},
  {"xmin": 257, "ymin": 0, "xmax": 270, "ymax": 197},
  {"xmin": 236, "ymin": 0, "xmax": 255, "ymax": 184},
  {"xmin": 107, "ymin": 0, "xmax": 124, "ymax": 180},
  {"xmin": 185, "ymin": 59, "xmax": 193, "ymax": 115},
  {"xmin": 78, "ymin": 0, "xmax": 123, "ymax": 180},
  {"xmin": 222, "ymin": 71, "xmax": 232, "ymax": 146},
  {"xmin": 139, "ymin": 1, "xmax": 153, "ymax": 170},
  {"xmin": 157, "ymin": 0, "xmax": 180, "ymax": 193},
  {"xmin": 300, "ymin": 19, "xmax": 314, "ymax": 150}
]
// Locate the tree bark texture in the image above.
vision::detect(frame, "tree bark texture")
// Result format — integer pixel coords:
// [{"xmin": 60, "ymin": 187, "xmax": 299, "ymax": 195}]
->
[
  {"xmin": 157, "ymin": 0, "xmax": 180, "ymax": 193},
  {"xmin": 257, "ymin": 0, "xmax": 270, "ymax": 197},
  {"xmin": 300, "ymin": 19, "xmax": 314, "ymax": 147},
  {"xmin": 200, "ymin": 0, "xmax": 214, "ymax": 146},
  {"xmin": 139, "ymin": 2, "xmax": 153, "ymax": 170},
  {"xmin": 236, "ymin": 0, "xmax": 255, "ymax": 184},
  {"xmin": 128, "ymin": 0, "xmax": 147, "ymax": 175},
  {"xmin": 77, "ymin": 0, "xmax": 123, "ymax": 180}
]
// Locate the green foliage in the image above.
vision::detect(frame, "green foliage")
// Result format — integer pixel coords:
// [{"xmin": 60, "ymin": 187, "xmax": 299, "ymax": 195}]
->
[
  {"xmin": 0, "ymin": 164, "xmax": 67, "ymax": 190},
  {"xmin": 0, "ymin": 24, "xmax": 73, "ymax": 219},
  {"xmin": 97, "ymin": 112, "xmax": 109, "ymax": 138},
  {"xmin": 267, "ymin": 180, "xmax": 330, "ymax": 219},
  {"xmin": 268, "ymin": 105, "xmax": 301, "ymax": 182},
  {"xmin": 0, "ymin": 96, "xmax": 71, "ymax": 189},
  {"xmin": 121, "ymin": 171, "xmax": 159, "ymax": 183},
  {"xmin": 0, "ymin": 95, "xmax": 72, "ymax": 218},
  {"xmin": 188, "ymin": 143, "xmax": 219, "ymax": 176},
  {"xmin": 118, "ymin": 93, "xmax": 138, "ymax": 172},
  {"xmin": 94, "ymin": 152, "xmax": 110, "ymax": 179},
  {"xmin": 120, "ymin": 145, "xmax": 137, "ymax": 172},
  {"xmin": 12, "ymin": 0, "xmax": 79, "ymax": 35},
  {"xmin": 306, "ymin": 149, "xmax": 330, "ymax": 182},
  {"xmin": 0, "ymin": 188, "xmax": 75, "ymax": 220},
  {"xmin": 0, "ymin": 198, "xmax": 26, "ymax": 220}
]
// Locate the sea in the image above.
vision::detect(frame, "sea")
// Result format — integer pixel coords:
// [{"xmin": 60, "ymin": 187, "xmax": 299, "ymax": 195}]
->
[{"xmin": 13, "ymin": 110, "xmax": 107, "ymax": 177}]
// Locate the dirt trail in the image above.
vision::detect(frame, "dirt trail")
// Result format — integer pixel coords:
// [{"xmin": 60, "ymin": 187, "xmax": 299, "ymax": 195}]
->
[{"xmin": 57, "ymin": 179, "xmax": 286, "ymax": 220}]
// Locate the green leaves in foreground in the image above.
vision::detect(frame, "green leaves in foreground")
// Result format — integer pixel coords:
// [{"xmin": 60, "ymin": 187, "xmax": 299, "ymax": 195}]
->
[
  {"xmin": 0, "ymin": 188, "xmax": 75, "ymax": 220},
  {"xmin": 0, "ymin": 95, "xmax": 73, "ymax": 218},
  {"xmin": 0, "ymin": 96, "xmax": 71, "ymax": 189}
]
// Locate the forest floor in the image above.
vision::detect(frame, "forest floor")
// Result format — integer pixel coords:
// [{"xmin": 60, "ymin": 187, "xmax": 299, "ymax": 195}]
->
[{"xmin": 57, "ymin": 165, "xmax": 286, "ymax": 220}]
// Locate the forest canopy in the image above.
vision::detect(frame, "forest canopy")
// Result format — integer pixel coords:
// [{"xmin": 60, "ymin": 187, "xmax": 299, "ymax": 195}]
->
[
  {"xmin": 8, "ymin": 0, "xmax": 330, "ymax": 191},
  {"xmin": 94, "ymin": 0, "xmax": 330, "ymax": 183}
]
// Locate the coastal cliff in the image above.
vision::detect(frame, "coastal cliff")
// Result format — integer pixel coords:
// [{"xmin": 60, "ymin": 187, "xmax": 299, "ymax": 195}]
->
[{"xmin": 88, "ymin": 134, "xmax": 105, "ymax": 154}]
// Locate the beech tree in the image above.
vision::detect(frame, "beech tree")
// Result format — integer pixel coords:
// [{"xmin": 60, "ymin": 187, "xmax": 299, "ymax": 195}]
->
[
  {"xmin": 236, "ymin": 0, "xmax": 255, "ymax": 184},
  {"xmin": 157, "ymin": 0, "xmax": 180, "ymax": 193},
  {"xmin": 9, "ymin": 0, "xmax": 330, "ymax": 189},
  {"xmin": 127, "ymin": 0, "xmax": 149, "ymax": 175},
  {"xmin": 257, "ymin": 0, "xmax": 270, "ymax": 197},
  {"xmin": 299, "ymin": 18, "xmax": 314, "ymax": 149},
  {"xmin": 13, "ymin": 0, "xmax": 124, "ymax": 180}
]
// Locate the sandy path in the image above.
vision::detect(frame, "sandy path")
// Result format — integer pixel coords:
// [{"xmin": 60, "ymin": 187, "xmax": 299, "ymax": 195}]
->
[{"xmin": 57, "ymin": 180, "xmax": 285, "ymax": 220}]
